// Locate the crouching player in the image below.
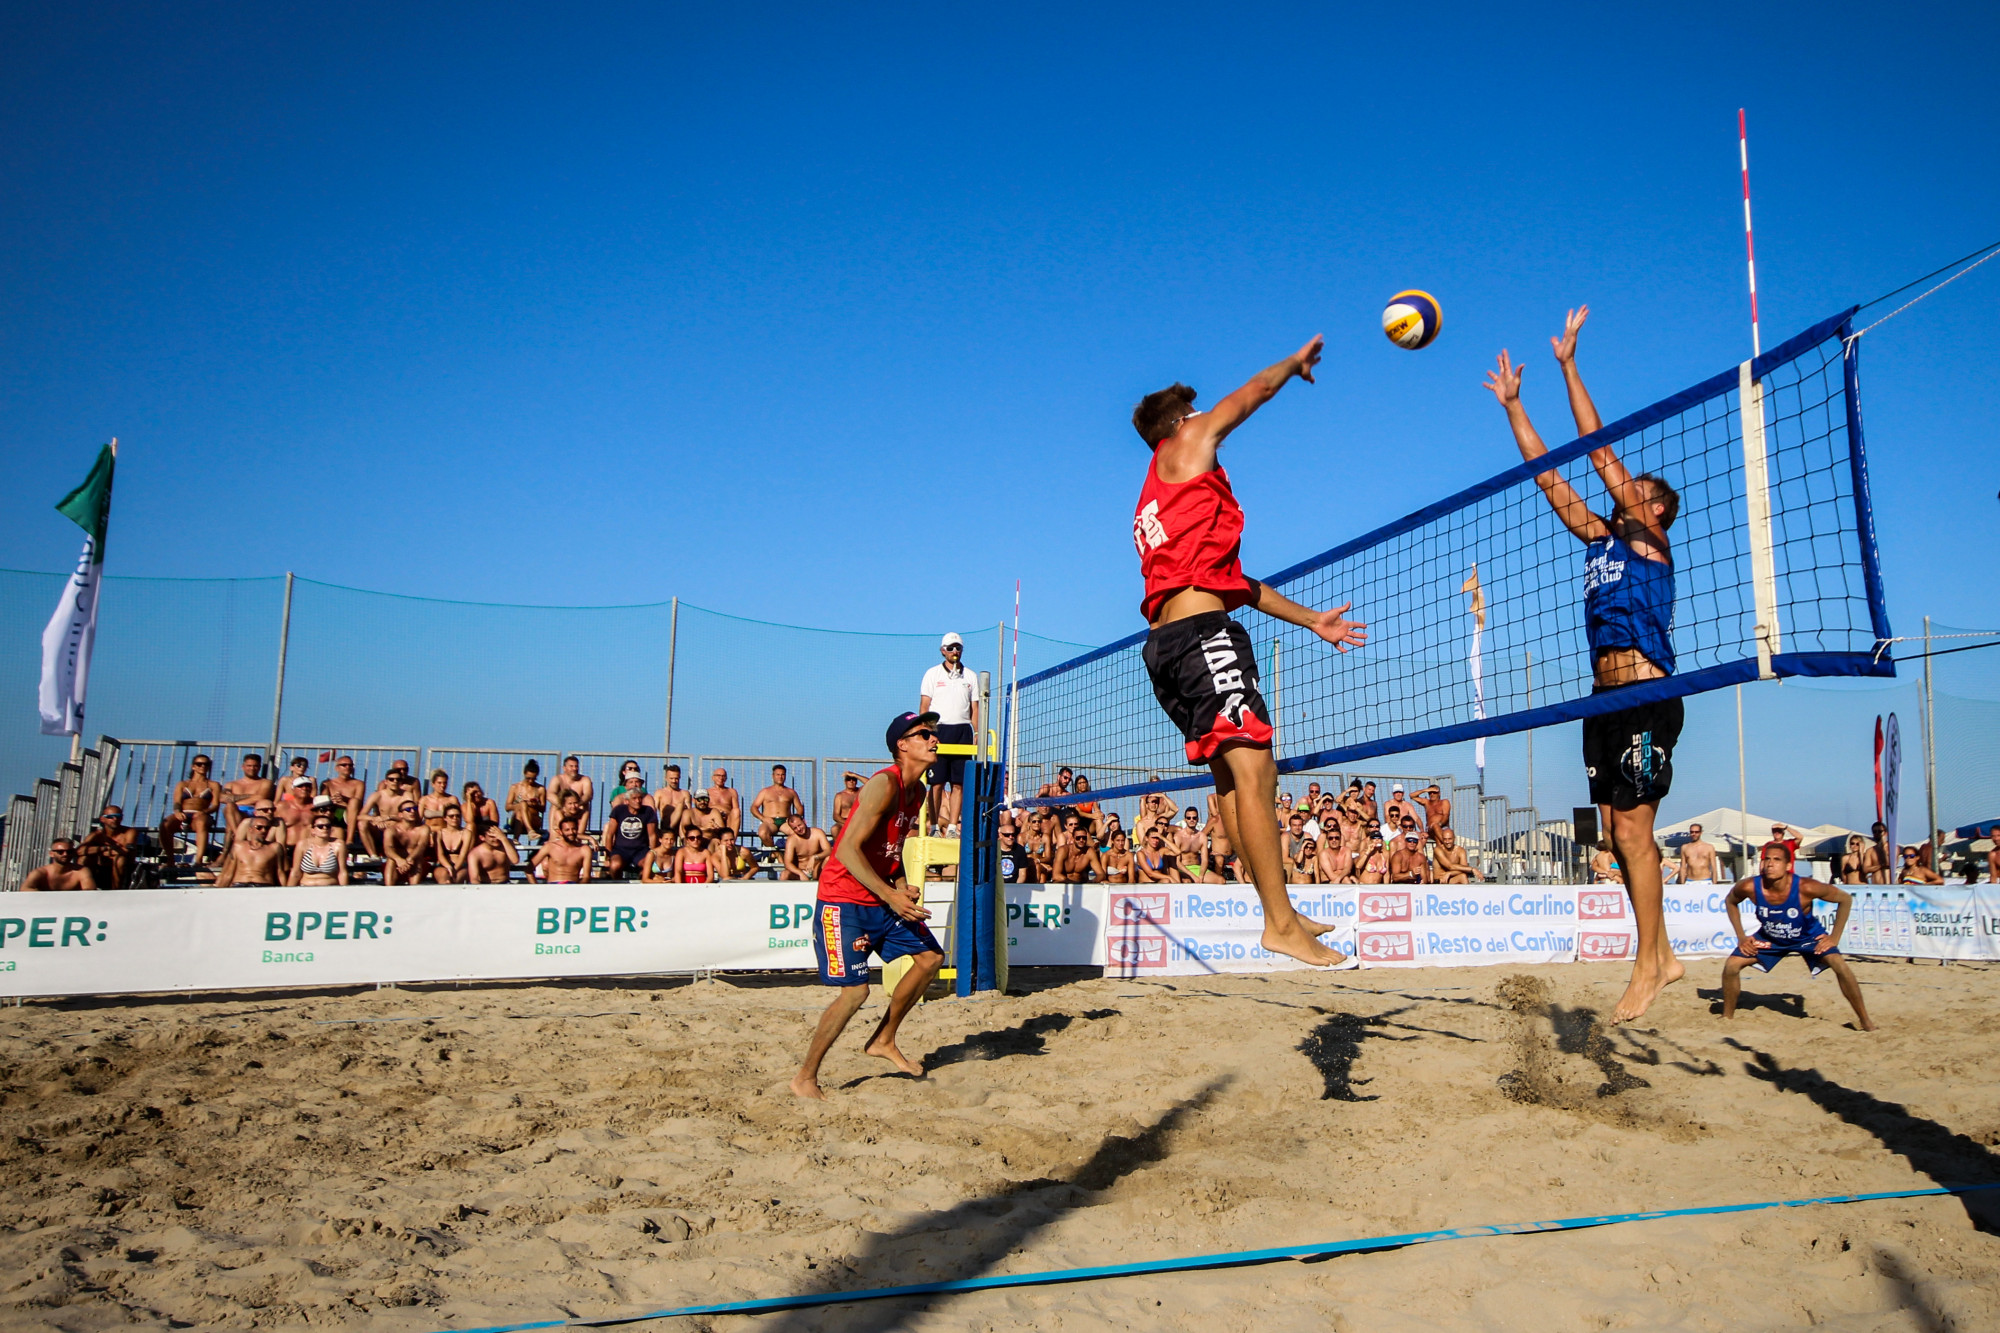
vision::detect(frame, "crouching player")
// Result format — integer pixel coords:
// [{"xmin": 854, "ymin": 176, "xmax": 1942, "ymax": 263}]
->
[
  {"xmin": 790, "ymin": 711, "xmax": 946, "ymax": 1100},
  {"xmin": 1721, "ymin": 842, "xmax": 1877, "ymax": 1031}
]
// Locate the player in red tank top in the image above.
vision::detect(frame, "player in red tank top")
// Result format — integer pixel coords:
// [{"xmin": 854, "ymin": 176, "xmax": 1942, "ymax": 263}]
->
[
  {"xmin": 791, "ymin": 711, "xmax": 945, "ymax": 1100},
  {"xmin": 1128, "ymin": 334, "xmax": 1369, "ymax": 968}
]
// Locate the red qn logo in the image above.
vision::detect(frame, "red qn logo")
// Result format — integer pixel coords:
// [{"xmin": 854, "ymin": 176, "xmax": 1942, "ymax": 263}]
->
[
  {"xmin": 1359, "ymin": 892, "xmax": 1412, "ymax": 923},
  {"xmin": 1357, "ymin": 929, "xmax": 1414, "ymax": 961},
  {"xmin": 1578, "ymin": 890, "xmax": 1628, "ymax": 920},
  {"xmin": 1111, "ymin": 893, "xmax": 1171, "ymax": 925}
]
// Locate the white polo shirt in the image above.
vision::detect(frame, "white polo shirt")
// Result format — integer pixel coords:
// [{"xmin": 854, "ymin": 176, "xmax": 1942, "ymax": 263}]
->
[{"xmin": 920, "ymin": 662, "xmax": 979, "ymax": 726}]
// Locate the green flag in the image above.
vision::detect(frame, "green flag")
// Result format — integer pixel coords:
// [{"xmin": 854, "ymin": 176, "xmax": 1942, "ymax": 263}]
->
[{"xmin": 55, "ymin": 442, "xmax": 116, "ymax": 561}]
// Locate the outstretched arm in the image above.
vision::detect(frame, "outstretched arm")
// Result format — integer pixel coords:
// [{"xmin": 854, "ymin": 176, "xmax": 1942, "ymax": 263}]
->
[
  {"xmin": 1248, "ymin": 581, "xmax": 1368, "ymax": 652},
  {"xmin": 1554, "ymin": 306, "xmax": 1667, "ymax": 546},
  {"xmin": 1485, "ymin": 350, "xmax": 1608, "ymax": 544},
  {"xmin": 1156, "ymin": 336, "xmax": 1323, "ymax": 481}
]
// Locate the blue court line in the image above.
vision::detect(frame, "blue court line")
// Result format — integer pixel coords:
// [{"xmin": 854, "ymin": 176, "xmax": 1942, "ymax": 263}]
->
[{"xmin": 435, "ymin": 1181, "xmax": 1999, "ymax": 1331}]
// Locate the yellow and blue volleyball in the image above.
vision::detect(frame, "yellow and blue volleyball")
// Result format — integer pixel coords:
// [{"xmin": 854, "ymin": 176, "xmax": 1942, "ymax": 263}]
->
[{"xmin": 1382, "ymin": 290, "xmax": 1442, "ymax": 350}]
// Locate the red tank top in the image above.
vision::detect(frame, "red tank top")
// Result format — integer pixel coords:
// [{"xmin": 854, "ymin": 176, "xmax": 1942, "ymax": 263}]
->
[
  {"xmin": 818, "ymin": 766, "xmax": 924, "ymax": 905},
  {"xmin": 1134, "ymin": 455, "xmax": 1255, "ymax": 622}
]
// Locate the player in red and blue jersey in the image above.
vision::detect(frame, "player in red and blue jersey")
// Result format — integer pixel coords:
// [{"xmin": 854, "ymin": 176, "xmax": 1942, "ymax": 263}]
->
[
  {"xmin": 1722, "ymin": 842, "xmax": 1876, "ymax": 1030},
  {"xmin": 1488, "ymin": 306, "xmax": 1685, "ymax": 1023},
  {"xmin": 790, "ymin": 711, "xmax": 945, "ymax": 1100},
  {"xmin": 1130, "ymin": 334, "xmax": 1368, "ymax": 968}
]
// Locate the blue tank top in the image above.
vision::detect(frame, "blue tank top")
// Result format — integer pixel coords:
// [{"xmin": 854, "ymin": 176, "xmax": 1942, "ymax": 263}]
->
[
  {"xmin": 1750, "ymin": 873, "xmax": 1823, "ymax": 945},
  {"xmin": 1584, "ymin": 533, "xmax": 1676, "ymax": 675}
]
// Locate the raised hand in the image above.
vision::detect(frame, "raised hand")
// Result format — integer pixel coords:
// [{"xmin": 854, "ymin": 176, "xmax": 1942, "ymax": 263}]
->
[
  {"xmin": 1295, "ymin": 334, "xmax": 1325, "ymax": 384},
  {"xmin": 1483, "ymin": 350, "xmax": 1524, "ymax": 406},
  {"xmin": 1550, "ymin": 305, "xmax": 1589, "ymax": 364},
  {"xmin": 1312, "ymin": 602, "xmax": 1368, "ymax": 652}
]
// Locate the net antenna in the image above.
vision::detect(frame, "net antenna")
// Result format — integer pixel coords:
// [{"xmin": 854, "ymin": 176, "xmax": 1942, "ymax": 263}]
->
[{"xmin": 1012, "ymin": 307, "xmax": 1896, "ymax": 810}]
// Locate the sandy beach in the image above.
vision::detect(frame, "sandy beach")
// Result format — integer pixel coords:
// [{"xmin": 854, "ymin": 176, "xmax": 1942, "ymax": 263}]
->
[{"xmin": 2, "ymin": 957, "xmax": 1996, "ymax": 1331}]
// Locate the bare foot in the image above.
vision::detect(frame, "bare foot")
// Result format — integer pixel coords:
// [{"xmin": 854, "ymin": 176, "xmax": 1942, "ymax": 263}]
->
[
  {"xmin": 1261, "ymin": 922, "xmax": 1348, "ymax": 968},
  {"xmin": 1298, "ymin": 915, "xmax": 1337, "ymax": 935},
  {"xmin": 1611, "ymin": 956, "xmax": 1684, "ymax": 1023},
  {"xmin": 864, "ymin": 1039, "xmax": 923, "ymax": 1077},
  {"xmin": 788, "ymin": 1073, "xmax": 825, "ymax": 1100}
]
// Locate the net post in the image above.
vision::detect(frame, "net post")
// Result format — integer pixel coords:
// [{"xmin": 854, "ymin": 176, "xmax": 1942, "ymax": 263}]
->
[
  {"xmin": 1738, "ymin": 361, "xmax": 1782, "ymax": 679},
  {"xmin": 956, "ymin": 760, "xmax": 1005, "ymax": 995}
]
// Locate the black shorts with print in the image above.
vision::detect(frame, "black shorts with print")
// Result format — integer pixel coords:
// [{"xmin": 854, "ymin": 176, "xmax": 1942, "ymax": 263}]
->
[
  {"xmin": 1142, "ymin": 612, "xmax": 1274, "ymax": 765},
  {"xmin": 1581, "ymin": 688, "xmax": 1684, "ymax": 809}
]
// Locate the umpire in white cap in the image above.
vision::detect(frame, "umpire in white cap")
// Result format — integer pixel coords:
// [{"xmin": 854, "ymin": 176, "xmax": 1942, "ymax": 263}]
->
[{"xmin": 919, "ymin": 632, "xmax": 980, "ymax": 835}]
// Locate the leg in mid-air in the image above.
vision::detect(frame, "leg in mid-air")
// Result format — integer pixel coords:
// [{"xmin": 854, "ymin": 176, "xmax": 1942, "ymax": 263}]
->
[{"xmin": 1212, "ymin": 742, "xmax": 1342, "ymax": 963}]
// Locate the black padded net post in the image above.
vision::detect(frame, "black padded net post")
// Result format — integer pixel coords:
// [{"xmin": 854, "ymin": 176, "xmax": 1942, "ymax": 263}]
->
[{"xmin": 1014, "ymin": 309, "xmax": 1893, "ymax": 807}]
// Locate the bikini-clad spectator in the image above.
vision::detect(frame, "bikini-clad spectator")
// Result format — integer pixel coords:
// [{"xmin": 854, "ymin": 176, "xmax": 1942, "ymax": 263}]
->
[
  {"xmin": 435, "ymin": 804, "xmax": 473, "ymax": 882},
  {"xmin": 718, "ymin": 826, "xmax": 759, "ymax": 880},
  {"xmin": 461, "ymin": 781, "xmax": 500, "ymax": 836},
  {"xmin": 506, "ymin": 760, "xmax": 547, "ymax": 837},
  {"xmin": 289, "ymin": 811, "xmax": 348, "ymax": 887},
  {"xmin": 675, "ymin": 825, "xmax": 722, "ymax": 883},
  {"xmin": 420, "ymin": 770, "xmax": 454, "ymax": 826},
  {"xmin": 161, "ymin": 755, "xmax": 224, "ymax": 867},
  {"xmin": 1104, "ymin": 830, "xmax": 1135, "ymax": 883}
]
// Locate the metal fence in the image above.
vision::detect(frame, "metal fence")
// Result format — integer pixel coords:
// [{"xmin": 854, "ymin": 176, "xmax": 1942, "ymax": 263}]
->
[{"xmin": 696, "ymin": 756, "xmax": 818, "ymax": 832}]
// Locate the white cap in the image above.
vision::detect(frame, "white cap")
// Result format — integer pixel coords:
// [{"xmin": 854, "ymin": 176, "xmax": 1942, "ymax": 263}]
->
[
  {"xmin": 1392, "ymin": 784, "xmax": 1405, "ymax": 794},
  {"xmin": 941, "ymin": 632, "xmax": 964, "ymax": 648}
]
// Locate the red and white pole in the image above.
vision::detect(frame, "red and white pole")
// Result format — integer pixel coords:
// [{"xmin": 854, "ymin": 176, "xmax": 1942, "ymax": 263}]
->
[{"xmin": 1740, "ymin": 108, "xmax": 1761, "ymax": 358}]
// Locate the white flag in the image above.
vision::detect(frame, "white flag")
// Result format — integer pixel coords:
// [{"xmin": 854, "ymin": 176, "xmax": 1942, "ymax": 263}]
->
[
  {"xmin": 39, "ymin": 442, "xmax": 115, "ymax": 737},
  {"xmin": 1463, "ymin": 565, "xmax": 1486, "ymax": 772}
]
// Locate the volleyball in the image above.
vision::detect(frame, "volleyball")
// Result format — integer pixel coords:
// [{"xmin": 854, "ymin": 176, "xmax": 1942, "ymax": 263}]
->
[{"xmin": 1382, "ymin": 290, "xmax": 1442, "ymax": 350}]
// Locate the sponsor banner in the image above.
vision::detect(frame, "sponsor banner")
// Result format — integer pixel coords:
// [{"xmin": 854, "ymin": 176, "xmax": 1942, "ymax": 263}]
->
[
  {"xmin": 1357, "ymin": 885, "xmax": 1578, "ymax": 968},
  {"xmin": 1104, "ymin": 884, "xmax": 1356, "ymax": 977},
  {"xmin": 1005, "ymin": 883, "xmax": 1107, "ymax": 965},
  {"xmin": 1902, "ymin": 885, "xmax": 2000, "ymax": 961},
  {"xmin": 1571, "ymin": 881, "xmax": 1738, "ymax": 962}
]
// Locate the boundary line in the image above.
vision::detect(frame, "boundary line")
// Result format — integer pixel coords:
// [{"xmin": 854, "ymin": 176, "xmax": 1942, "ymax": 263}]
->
[{"xmin": 435, "ymin": 1181, "xmax": 2000, "ymax": 1331}]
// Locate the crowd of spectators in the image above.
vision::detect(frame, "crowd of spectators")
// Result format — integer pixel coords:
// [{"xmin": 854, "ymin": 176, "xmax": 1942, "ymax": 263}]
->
[
  {"xmin": 1000, "ymin": 773, "xmax": 1483, "ymax": 885},
  {"xmin": 1589, "ymin": 819, "xmax": 1996, "ymax": 887},
  {"xmin": 18, "ymin": 753, "xmax": 862, "ymax": 890}
]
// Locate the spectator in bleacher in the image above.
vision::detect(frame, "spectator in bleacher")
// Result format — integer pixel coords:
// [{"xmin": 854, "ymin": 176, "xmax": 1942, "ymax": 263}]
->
[
  {"xmin": 1769, "ymin": 824, "xmax": 1800, "ymax": 859},
  {"xmin": 383, "ymin": 799, "xmax": 438, "ymax": 885},
  {"xmin": 1316, "ymin": 822, "xmax": 1355, "ymax": 884},
  {"xmin": 1037, "ymin": 767, "xmax": 1074, "ymax": 802},
  {"xmin": 688, "ymin": 791, "xmax": 726, "ymax": 836},
  {"xmin": 675, "ymin": 825, "xmax": 722, "ymax": 882},
  {"xmin": 275, "ymin": 777, "xmax": 316, "ymax": 847},
  {"xmin": 467, "ymin": 824, "xmax": 521, "ymax": 884},
  {"xmin": 1354, "ymin": 830, "xmax": 1388, "ymax": 883},
  {"xmin": 435, "ymin": 804, "xmax": 473, "ymax": 882},
  {"xmin": 997, "ymin": 820, "xmax": 1035, "ymax": 883},
  {"xmin": 290, "ymin": 811, "xmax": 349, "ymax": 887},
  {"xmin": 1135, "ymin": 822, "xmax": 1178, "ymax": 883},
  {"xmin": 217, "ymin": 812, "xmax": 287, "ymax": 886},
  {"xmin": 1421, "ymin": 785, "xmax": 1451, "ymax": 842},
  {"xmin": 1387, "ymin": 830, "xmax": 1429, "ymax": 884},
  {"xmin": 506, "ymin": 759, "xmax": 547, "ymax": 837},
  {"xmin": 224, "ymin": 754, "xmax": 276, "ymax": 840},
  {"xmin": 357, "ymin": 769, "xmax": 413, "ymax": 857},
  {"xmin": 652, "ymin": 763, "xmax": 691, "ymax": 836},
  {"xmin": 420, "ymin": 770, "xmax": 454, "ymax": 826},
  {"xmin": 1100, "ymin": 811, "xmax": 1124, "ymax": 850},
  {"xmin": 832, "ymin": 771, "xmax": 863, "ymax": 833},
  {"xmin": 1360, "ymin": 780, "xmax": 1381, "ymax": 824},
  {"xmin": 1171, "ymin": 808, "xmax": 1207, "ymax": 881},
  {"xmin": 1281, "ymin": 811, "xmax": 1309, "ymax": 868},
  {"xmin": 603, "ymin": 779, "xmax": 658, "ymax": 880},
  {"xmin": 920, "ymin": 633, "xmax": 980, "ymax": 835},
  {"xmin": 161, "ymin": 755, "xmax": 224, "ymax": 866},
  {"xmin": 21, "ymin": 838, "xmax": 98, "ymax": 892},
  {"xmin": 1897, "ymin": 846, "xmax": 1943, "ymax": 885},
  {"xmin": 782, "ymin": 814, "xmax": 831, "ymax": 880},
  {"xmin": 1288, "ymin": 833, "xmax": 1316, "ymax": 884},
  {"xmin": 77, "ymin": 805, "xmax": 138, "ymax": 891},
  {"xmin": 321, "ymin": 756, "xmax": 365, "ymax": 843},
  {"xmin": 718, "ymin": 826, "xmax": 758, "ymax": 879},
  {"xmin": 551, "ymin": 756, "xmax": 593, "ymax": 831},
  {"xmin": 752, "ymin": 765, "xmax": 805, "ymax": 845},
  {"xmin": 1021, "ymin": 808, "xmax": 1056, "ymax": 881},
  {"xmin": 533, "ymin": 816, "xmax": 593, "ymax": 883},
  {"xmin": 610, "ymin": 760, "xmax": 644, "ymax": 803},
  {"xmin": 1104, "ymin": 830, "xmax": 1135, "ymax": 883},
  {"xmin": 638, "ymin": 833, "xmax": 678, "ymax": 883},
  {"xmin": 1050, "ymin": 821, "xmax": 1105, "ymax": 883},
  {"xmin": 1986, "ymin": 827, "xmax": 1999, "ymax": 884},
  {"xmin": 1591, "ymin": 839, "xmax": 1623, "ymax": 885},
  {"xmin": 1139, "ymin": 789, "xmax": 1177, "ymax": 831},
  {"xmin": 1431, "ymin": 827, "xmax": 1482, "ymax": 884},
  {"xmin": 1206, "ymin": 809, "xmax": 1237, "ymax": 883},
  {"xmin": 554, "ymin": 792, "xmax": 588, "ymax": 844},
  {"xmin": 461, "ymin": 780, "xmax": 500, "ymax": 835},
  {"xmin": 1835, "ymin": 834, "xmax": 1868, "ymax": 884},
  {"xmin": 1394, "ymin": 814, "xmax": 1423, "ymax": 851},
  {"xmin": 705, "ymin": 768, "xmax": 741, "ymax": 833}
]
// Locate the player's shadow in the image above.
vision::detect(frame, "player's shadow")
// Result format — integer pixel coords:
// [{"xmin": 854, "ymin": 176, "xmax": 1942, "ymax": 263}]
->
[
  {"xmin": 1695, "ymin": 985, "xmax": 1806, "ymax": 1019},
  {"xmin": 746, "ymin": 1077, "xmax": 1230, "ymax": 1333},
  {"xmin": 1727, "ymin": 1040, "xmax": 2000, "ymax": 1233},
  {"xmin": 921, "ymin": 1010, "xmax": 1115, "ymax": 1072}
]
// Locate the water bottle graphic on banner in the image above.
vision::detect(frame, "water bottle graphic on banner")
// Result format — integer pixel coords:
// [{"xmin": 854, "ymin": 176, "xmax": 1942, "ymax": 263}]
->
[{"xmin": 1895, "ymin": 889, "xmax": 1913, "ymax": 954}]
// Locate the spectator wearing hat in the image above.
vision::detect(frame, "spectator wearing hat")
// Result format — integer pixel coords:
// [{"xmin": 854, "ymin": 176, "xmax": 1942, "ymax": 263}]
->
[{"xmin": 919, "ymin": 632, "xmax": 980, "ymax": 835}]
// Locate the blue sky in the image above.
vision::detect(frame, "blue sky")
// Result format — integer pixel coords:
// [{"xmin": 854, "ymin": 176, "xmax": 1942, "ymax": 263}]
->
[{"xmin": 2, "ymin": 2, "xmax": 1995, "ymax": 831}]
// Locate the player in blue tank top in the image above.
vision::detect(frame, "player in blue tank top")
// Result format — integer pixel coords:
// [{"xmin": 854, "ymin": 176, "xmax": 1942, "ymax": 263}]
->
[
  {"xmin": 1722, "ymin": 842, "xmax": 1876, "ymax": 1030},
  {"xmin": 1487, "ymin": 305, "xmax": 1685, "ymax": 1024}
]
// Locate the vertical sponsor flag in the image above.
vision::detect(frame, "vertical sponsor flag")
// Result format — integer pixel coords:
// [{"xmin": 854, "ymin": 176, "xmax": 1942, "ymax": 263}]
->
[
  {"xmin": 1881, "ymin": 712, "xmax": 1902, "ymax": 858},
  {"xmin": 1462, "ymin": 564, "xmax": 1486, "ymax": 773},
  {"xmin": 38, "ymin": 442, "xmax": 116, "ymax": 737}
]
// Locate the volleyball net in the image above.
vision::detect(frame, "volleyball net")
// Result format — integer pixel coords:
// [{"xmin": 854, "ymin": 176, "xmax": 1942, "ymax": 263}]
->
[{"xmin": 1013, "ymin": 307, "xmax": 1894, "ymax": 806}]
